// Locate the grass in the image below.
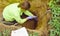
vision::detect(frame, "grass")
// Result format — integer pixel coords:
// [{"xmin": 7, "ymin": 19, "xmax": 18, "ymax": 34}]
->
[
  {"xmin": 0, "ymin": 29, "xmax": 11, "ymax": 36},
  {"xmin": 48, "ymin": 0, "xmax": 60, "ymax": 36}
]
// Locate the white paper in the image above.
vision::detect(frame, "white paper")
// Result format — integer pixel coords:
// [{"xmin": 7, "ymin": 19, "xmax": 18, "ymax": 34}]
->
[{"xmin": 11, "ymin": 27, "xmax": 29, "ymax": 36}]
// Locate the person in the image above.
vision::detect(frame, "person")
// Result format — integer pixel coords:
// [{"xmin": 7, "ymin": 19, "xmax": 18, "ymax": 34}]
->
[{"xmin": 2, "ymin": 1, "xmax": 37, "ymax": 24}]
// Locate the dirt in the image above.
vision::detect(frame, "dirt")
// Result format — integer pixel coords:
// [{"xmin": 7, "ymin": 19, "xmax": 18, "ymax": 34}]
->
[{"xmin": 0, "ymin": 0, "xmax": 50, "ymax": 36}]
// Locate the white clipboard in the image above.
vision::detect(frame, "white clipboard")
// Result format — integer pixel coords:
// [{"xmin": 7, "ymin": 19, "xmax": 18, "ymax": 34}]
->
[{"xmin": 11, "ymin": 27, "xmax": 29, "ymax": 36}]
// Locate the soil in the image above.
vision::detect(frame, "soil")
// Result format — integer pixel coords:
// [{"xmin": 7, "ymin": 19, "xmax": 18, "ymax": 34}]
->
[{"xmin": 0, "ymin": 0, "xmax": 50, "ymax": 36}]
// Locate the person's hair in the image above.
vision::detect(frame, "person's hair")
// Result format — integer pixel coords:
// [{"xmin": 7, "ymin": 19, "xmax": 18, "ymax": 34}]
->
[{"xmin": 18, "ymin": 1, "xmax": 30, "ymax": 10}]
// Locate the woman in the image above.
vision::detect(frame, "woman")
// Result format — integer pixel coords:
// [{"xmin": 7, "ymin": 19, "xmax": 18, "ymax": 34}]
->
[{"xmin": 2, "ymin": 1, "xmax": 37, "ymax": 24}]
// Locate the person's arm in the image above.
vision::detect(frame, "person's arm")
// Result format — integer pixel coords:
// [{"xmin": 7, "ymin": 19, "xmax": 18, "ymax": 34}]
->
[
  {"xmin": 24, "ymin": 10, "xmax": 34, "ymax": 16},
  {"xmin": 14, "ymin": 14, "xmax": 28, "ymax": 24}
]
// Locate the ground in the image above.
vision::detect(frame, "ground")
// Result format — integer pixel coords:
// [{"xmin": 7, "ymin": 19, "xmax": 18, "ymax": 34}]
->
[{"xmin": 0, "ymin": 0, "xmax": 50, "ymax": 36}]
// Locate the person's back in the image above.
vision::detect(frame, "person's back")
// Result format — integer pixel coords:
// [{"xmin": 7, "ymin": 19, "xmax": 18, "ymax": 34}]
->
[{"xmin": 3, "ymin": 3, "xmax": 20, "ymax": 21}]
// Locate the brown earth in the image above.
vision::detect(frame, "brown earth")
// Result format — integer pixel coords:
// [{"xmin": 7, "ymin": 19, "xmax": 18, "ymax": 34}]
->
[{"xmin": 0, "ymin": 0, "xmax": 51, "ymax": 36}]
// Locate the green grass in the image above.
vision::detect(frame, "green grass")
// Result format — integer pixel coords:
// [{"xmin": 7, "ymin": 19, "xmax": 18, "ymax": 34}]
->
[
  {"xmin": 0, "ymin": 29, "xmax": 11, "ymax": 36},
  {"xmin": 48, "ymin": 0, "xmax": 60, "ymax": 36}
]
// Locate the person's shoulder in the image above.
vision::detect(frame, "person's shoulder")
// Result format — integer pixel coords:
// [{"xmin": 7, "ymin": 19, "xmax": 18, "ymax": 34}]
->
[
  {"xmin": 12, "ymin": 3, "xmax": 19, "ymax": 5},
  {"xmin": 3, "ymin": 3, "xmax": 19, "ymax": 11},
  {"xmin": 9, "ymin": 3, "xmax": 20, "ymax": 6},
  {"xmin": 6, "ymin": 3, "xmax": 19, "ymax": 8}
]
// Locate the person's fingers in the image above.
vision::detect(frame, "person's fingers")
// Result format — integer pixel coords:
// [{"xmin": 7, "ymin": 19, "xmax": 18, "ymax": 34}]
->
[
  {"xmin": 26, "ymin": 16, "xmax": 33, "ymax": 20},
  {"xmin": 33, "ymin": 16, "xmax": 37, "ymax": 18}
]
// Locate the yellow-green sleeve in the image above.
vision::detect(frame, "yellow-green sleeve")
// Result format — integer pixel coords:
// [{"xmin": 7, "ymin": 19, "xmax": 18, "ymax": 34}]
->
[
  {"xmin": 24, "ymin": 10, "xmax": 34, "ymax": 16},
  {"xmin": 14, "ymin": 14, "xmax": 27, "ymax": 24}
]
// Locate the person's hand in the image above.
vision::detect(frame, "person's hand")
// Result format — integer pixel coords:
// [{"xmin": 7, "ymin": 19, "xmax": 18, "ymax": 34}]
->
[
  {"xmin": 33, "ymin": 16, "xmax": 38, "ymax": 22},
  {"xmin": 32, "ymin": 16, "xmax": 37, "ymax": 18},
  {"xmin": 26, "ymin": 16, "xmax": 37, "ymax": 20},
  {"xmin": 26, "ymin": 16, "xmax": 33, "ymax": 20}
]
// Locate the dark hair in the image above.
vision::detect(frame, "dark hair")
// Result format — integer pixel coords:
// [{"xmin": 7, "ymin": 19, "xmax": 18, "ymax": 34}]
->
[{"xmin": 18, "ymin": 1, "xmax": 30, "ymax": 10}]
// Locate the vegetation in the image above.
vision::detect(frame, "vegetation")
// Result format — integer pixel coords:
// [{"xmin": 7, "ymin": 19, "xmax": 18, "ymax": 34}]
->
[
  {"xmin": 48, "ymin": 0, "xmax": 60, "ymax": 36},
  {"xmin": 0, "ymin": 29, "xmax": 11, "ymax": 36}
]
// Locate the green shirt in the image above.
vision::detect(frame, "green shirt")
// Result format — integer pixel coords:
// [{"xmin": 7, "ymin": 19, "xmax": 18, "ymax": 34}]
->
[{"xmin": 3, "ymin": 3, "xmax": 34, "ymax": 24}]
